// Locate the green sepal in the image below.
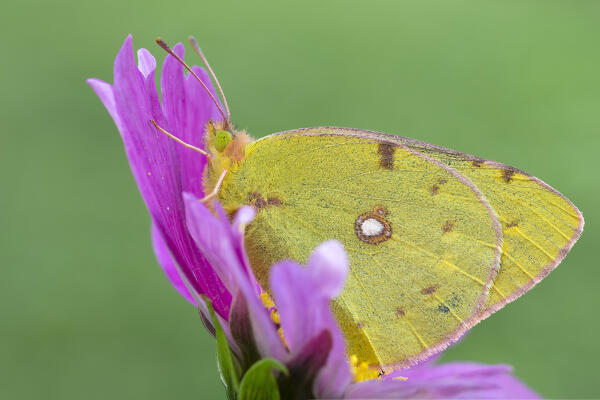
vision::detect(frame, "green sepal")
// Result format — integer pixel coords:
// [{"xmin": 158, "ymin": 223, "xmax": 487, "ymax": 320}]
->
[
  {"xmin": 205, "ymin": 297, "xmax": 240, "ymax": 400},
  {"xmin": 239, "ymin": 358, "xmax": 288, "ymax": 400}
]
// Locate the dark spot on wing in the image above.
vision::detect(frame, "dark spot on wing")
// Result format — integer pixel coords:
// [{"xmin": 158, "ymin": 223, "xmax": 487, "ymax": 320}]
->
[
  {"xmin": 267, "ymin": 197, "xmax": 282, "ymax": 207},
  {"xmin": 448, "ymin": 295, "xmax": 461, "ymax": 308},
  {"xmin": 249, "ymin": 193, "xmax": 282, "ymax": 210},
  {"xmin": 437, "ymin": 178, "xmax": 448, "ymax": 185},
  {"xmin": 249, "ymin": 192, "xmax": 267, "ymax": 209},
  {"xmin": 431, "ymin": 185, "xmax": 439, "ymax": 195},
  {"xmin": 506, "ymin": 221, "xmax": 519, "ymax": 228},
  {"xmin": 377, "ymin": 143, "xmax": 395, "ymax": 170},
  {"xmin": 502, "ymin": 169, "xmax": 515, "ymax": 183},
  {"xmin": 437, "ymin": 305, "xmax": 450, "ymax": 314},
  {"xmin": 420, "ymin": 285, "xmax": 439, "ymax": 295},
  {"xmin": 472, "ymin": 159, "xmax": 485, "ymax": 167},
  {"xmin": 442, "ymin": 220, "xmax": 454, "ymax": 234},
  {"xmin": 395, "ymin": 308, "xmax": 405, "ymax": 317}
]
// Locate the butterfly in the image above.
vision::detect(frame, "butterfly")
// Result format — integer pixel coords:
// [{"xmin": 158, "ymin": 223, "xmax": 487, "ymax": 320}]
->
[{"xmin": 154, "ymin": 37, "xmax": 584, "ymax": 371}]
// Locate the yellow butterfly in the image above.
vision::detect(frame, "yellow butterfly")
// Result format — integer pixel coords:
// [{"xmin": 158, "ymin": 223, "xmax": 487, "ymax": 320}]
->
[{"xmin": 155, "ymin": 38, "xmax": 583, "ymax": 372}]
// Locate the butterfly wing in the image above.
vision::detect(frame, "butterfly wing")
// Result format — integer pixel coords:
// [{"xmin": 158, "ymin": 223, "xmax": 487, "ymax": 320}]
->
[
  {"xmin": 219, "ymin": 129, "xmax": 503, "ymax": 369},
  {"xmin": 267, "ymin": 127, "xmax": 584, "ymax": 318},
  {"xmin": 402, "ymin": 137, "xmax": 583, "ymax": 315}
]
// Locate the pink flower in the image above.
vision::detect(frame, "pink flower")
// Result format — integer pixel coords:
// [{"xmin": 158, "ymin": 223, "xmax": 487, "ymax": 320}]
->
[{"xmin": 88, "ymin": 36, "xmax": 541, "ymax": 399}]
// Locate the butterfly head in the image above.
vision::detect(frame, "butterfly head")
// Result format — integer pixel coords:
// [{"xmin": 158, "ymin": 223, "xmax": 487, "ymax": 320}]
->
[
  {"xmin": 202, "ymin": 120, "xmax": 254, "ymax": 200},
  {"xmin": 205, "ymin": 119, "xmax": 253, "ymax": 162},
  {"xmin": 214, "ymin": 129, "xmax": 233, "ymax": 152}
]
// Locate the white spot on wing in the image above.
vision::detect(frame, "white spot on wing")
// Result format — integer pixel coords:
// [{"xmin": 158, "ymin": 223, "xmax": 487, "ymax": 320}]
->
[{"xmin": 361, "ymin": 218, "xmax": 384, "ymax": 237}]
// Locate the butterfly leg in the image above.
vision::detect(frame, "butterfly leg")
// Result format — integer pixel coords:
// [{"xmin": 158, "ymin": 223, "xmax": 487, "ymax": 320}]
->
[{"xmin": 200, "ymin": 168, "xmax": 228, "ymax": 203}]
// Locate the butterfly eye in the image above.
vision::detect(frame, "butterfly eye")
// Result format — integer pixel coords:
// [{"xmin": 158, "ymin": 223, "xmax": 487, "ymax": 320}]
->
[{"xmin": 214, "ymin": 130, "xmax": 233, "ymax": 152}]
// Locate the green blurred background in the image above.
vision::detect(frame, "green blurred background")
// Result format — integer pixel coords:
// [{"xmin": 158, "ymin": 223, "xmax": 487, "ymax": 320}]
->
[{"xmin": 2, "ymin": 1, "xmax": 598, "ymax": 399}]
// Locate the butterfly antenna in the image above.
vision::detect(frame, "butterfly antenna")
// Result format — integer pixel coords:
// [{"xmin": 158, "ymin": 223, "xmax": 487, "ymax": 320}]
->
[
  {"xmin": 150, "ymin": 119, "xmax": 210, "ymax": 157},
  {"xmin": 188, "ymin": 36, "xmax": 231, "ymax": 125},
  {"xmin": 155, "ymin": 37, "xmax": 228, "ymax": 125}
]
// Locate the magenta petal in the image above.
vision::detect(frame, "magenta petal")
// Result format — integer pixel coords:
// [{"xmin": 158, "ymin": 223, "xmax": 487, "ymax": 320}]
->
[
  {"xmin": 161, "ymin": 44, "xmax": 222, "ymax": 199},
  {"xmin": 183, "ymin": 197, "xmax": 244, "ymax": 294},
  {"xmin": 150, "ymin": 224, "xmax": 195, "ymax": 305},
  {"xmin": 89, "ymin": 36, "xmax": 230, "ymax": 316},
  {"xmin": 87, "ymin": 79, "xmax": 122, "ymax": 131},
  {"xmin": 180, "ymin": 64, "xmax": 223, "ymax": 198},
  {"xmin": 346, "ymin": 362, "xmax": 540, "ymax": 399},
  {"xmin": 279, "ymin": 330, "xmax": 333, "ymax": 400},
  {"xmin": 307, "ymin": 240, "xmax": 349, "ymax": 298},
  {"xmin": 476, "ymin": 370, "xmax": 541, "ymax": 399},
  {"xmin": 229, "ymin": 293, "xmax": 262, "ymax": 370},
  {"xmin": 183, "ymin": 195, "xmax": 287, "ymax": 360},
  {"xmin": 137, "ymin": 48, "xmax": 156, "ymax": 78},
  {"xmin": 400, "ymin": 362, "xmax": 540, "ymax": 399},
  {"xmin": 270, "ymin": 240, "xmax": 352, "ymax": 398}
]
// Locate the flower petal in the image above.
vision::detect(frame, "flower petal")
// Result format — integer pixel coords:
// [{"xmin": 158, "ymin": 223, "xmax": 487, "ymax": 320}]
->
[
  {"xmin": 270, "ymin": 240, "xmax": 352, "ymax": 398},
  {"xmin": 181, "ymin": 64, "xmax": 223, "ymax": 198},
  {"xmin": 308, "ymin": 240, "xmax": 349, "ymax": 298},
  {"xmin": 401, "ymin": 362, "xmax": 540, "ymax": 399},
  {"xmin": 89, "ymin": 35, "xmax": 231, "ymax": 316},
  {"xmin": 229, "ymin": 292, "xmax": 262, "ymax": 371},
  {"xmin": 86, "ymin": 79, "xmax": 122, "ymax": 131},
  {"xmin": 345, "ymin": 362, "xmax": 540, "ymax": 399},
  {"xmin": 184, "ymin": 195, "xmax": 287, "ymax": 360},
  {"xmin": 161, "ymin": 44, "xmax": 223, "ymax": 199},
  {"xmin": 278, "ymin": 330, "xmax": 333, "ymax": 400},
  {"xmin": 150, "ymin": 224, "xmax": 195, "ymax": 305},
  {"xmin": 474, "ymin": 370, "xmax": 540, "ymax": 399},
  {"xmin": 137, "ymin": 48, "xmax": 156, "ymax": 78}
]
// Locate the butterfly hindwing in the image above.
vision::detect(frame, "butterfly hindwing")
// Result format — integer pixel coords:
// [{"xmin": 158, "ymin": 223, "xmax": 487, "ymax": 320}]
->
[{"xmin": 219, "ymin": 130, "xmax": 503, "ymax": 368}]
